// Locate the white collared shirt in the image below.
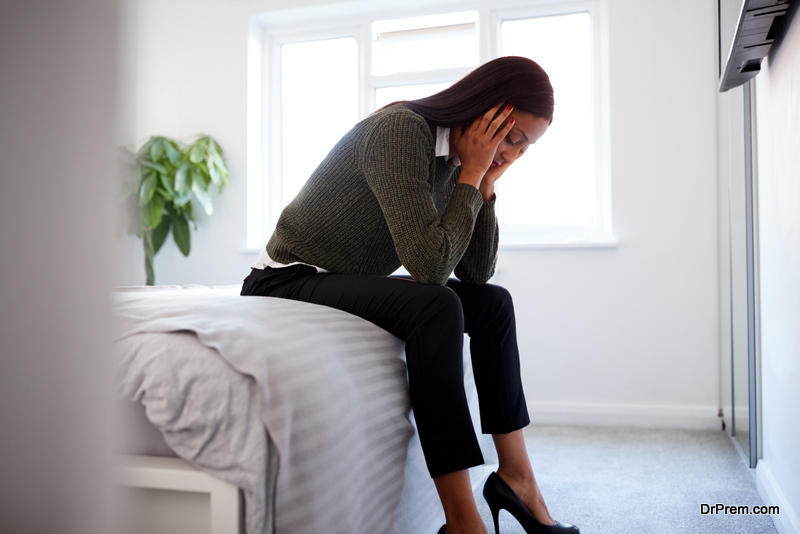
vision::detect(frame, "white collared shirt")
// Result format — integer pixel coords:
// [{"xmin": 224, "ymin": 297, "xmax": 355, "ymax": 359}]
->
[
  {"xmin": 434, "ymin": 127, "xmax": 461, "ymax": 166},
  {"xmin": 250, "ymin": 248, "xmax": 329, "ymax": 271}
]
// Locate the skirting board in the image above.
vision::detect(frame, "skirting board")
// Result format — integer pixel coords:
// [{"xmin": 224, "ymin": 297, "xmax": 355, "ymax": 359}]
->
[
  {"xmin": 527, "ymin": 401, "xmax": 721, "ymax": 430},
  {"xmin": 755, "ymin": 460, "xmax": 800, "ymax": 534}
]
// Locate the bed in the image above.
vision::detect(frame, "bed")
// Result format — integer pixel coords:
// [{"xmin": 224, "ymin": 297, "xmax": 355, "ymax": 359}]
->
[{"xmin": 113, "ymin": 284, "xmax": 496, "ymax": 534}]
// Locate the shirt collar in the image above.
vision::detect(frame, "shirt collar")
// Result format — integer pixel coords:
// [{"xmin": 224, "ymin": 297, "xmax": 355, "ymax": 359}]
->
[{"xmin": 435, "ymin": 126, "xmax": 461, "ymax": 166}]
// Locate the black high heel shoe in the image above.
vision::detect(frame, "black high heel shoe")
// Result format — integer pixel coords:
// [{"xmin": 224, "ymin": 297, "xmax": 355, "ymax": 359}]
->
[{"xmin": 482, "ymin": 472, "xmax": 580, "ymax": 534}]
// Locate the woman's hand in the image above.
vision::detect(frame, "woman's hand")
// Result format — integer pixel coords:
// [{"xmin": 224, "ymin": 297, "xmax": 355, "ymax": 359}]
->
[
  {"xmin": 479, "ymin": 145, "xmax": 514, "ymax": 202},
  {"xmin": 454, "ymin": 103, "xmax": 516, "ymax": 197}
]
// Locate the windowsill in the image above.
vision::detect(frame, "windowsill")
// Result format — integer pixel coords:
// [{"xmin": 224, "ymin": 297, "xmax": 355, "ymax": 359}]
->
[
  {"xmin": 499, "ymin": 239, "xmax": 618, "ymax": 250},
  {"xmin": 241, "ymin": 239, "xmax": 619, "ymax": 255},
  {"xmin": 498, "ymin": 229, "xmax": 618, "ymax": 249}
]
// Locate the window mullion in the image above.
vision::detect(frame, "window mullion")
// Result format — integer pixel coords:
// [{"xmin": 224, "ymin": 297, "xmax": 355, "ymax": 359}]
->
[
  {"xmin": 485, "ymin": 8, "xmax": 504, "ymax": 225},
  {"xmin": 246, "ymin": 22, "xmax": 264, "ymax": 249},
  {"xmin": 478, "ymin": 7, "xmax": 493, "ymax": 65},
  {"xmin": 594, "ymin": 1, "xmax": 612, "ymax": 237},
  {"xmin": 360, "ymin": 21, "xmax": 373, "ymax": 120},
  {"xmin": 267, "ymin": 34, "xmax": 283, "ymax": 235}
]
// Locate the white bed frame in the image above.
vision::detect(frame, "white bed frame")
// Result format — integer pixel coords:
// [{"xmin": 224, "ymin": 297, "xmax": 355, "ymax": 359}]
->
[{"xmin": 116, "ymin": 455, "xmax": 243, "ymax": 534}]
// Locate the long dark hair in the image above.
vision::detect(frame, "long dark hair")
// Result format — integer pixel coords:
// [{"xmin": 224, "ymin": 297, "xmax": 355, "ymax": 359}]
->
[{"xmin": 398, "ymin": 56, "xmax": 554, "ymax": 128}]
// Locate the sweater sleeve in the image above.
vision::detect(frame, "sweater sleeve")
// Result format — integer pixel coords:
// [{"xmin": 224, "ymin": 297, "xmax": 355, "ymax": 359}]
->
[
  {"xmin": 358, "ymin": 110, "xmax": 485, "ymax": 285},
  {"xmin": 454, "ymin": 197, "xmax": 499, "ymax": 284}
]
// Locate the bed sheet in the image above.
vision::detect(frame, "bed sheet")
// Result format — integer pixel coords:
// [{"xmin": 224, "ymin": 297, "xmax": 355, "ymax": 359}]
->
[{"xmin": 113, "ymin": 284, "xmax": 496, "ymax": 534}]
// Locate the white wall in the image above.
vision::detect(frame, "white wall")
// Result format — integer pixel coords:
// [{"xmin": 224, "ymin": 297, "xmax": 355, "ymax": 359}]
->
[
  {"xmin": 121, "ymin": 0, "xmax": 721, "ymax": 428},
  {"xmin": 0, "ymin": 0, "xmax": 120, "ymax": 531},
  {"xmin": 753, "ymin": 6, "xmax": 800, "ymax": 532}
]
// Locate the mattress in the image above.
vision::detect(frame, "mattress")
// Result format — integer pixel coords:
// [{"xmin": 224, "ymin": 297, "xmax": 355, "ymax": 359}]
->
[
  {"xmin": 117, "ymin": 396, "xmax": 177, "ymax": 458},
  {"xmin": 113, "ymin": 284, "xmax": 496, "ymax": 534}
]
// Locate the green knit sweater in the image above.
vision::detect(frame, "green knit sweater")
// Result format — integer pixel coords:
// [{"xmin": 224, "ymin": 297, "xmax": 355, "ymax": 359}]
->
[{"xmin": 266, "ymin": 105, "xmax": 498, "ymax": 286}]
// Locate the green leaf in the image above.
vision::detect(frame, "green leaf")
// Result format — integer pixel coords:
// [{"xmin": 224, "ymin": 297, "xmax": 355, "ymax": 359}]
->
[
  {"xmin": 138, "ymin": 171, "xmax": 157, "ymax": 207},
  {"xmin": 174, "ymin": 193, "xmax": 192, "ymax": 207},
  {"xmin": 209, "ymin": 137, "xmax": 224, "ymax": 157},
  {"xmin": 139, "ymin": 160, "xmax": 169, "ymax": 175},
  {"xmin": 175, "ymin": 162, "xmax": 191, "ymax": 194},
  {"xmin": 164, "ymin": 140, "xmax": 181, "ymax": 166},
  {"xmin": 189, "ymin": 143, "xmax": 205, "ymax": 164},
  {"xmin": 172, "ymin": 212, "xmax": 191, "ymax": 256},
  {"xmin": 209, "ymin": 150, "xmax": 227, "ymax": 172},
  {"xmin": 195, "ymin": 164, "xmax": 211, "ymax": 187},
  {"xmin": 173, "ymin": 163, "xmax": 193, "ymax": 206},
  {"xmin": 150, "ymin": 137, "xmax": 175, "ymax": 164},
  {"xmin": 210, "ymin": 153, "xmax": 229, "ymax": 189},
  {"xmin": 149, "ymin": 137, "xmax": 164, "ymax": 162},
  {"xmin": 195, "ymin": 136, "xmax": 210, "ymax": 149},
  {"xmin": 191, "ymin": 178, "xmax": 213, "ymax": 215},
  {"xmin": 158, "ymin": 174, "xmax": 175, "ymax": 200},
  {"xmin": 152, "ymin": 214, "xmax": 171, "ymax": 254},
  {"xmin": 142, "ymin": 193, "xmax": 164, "ymax": 229},
  {"xmin": 182, "ymin": 201, "xmax": 195, "ymax": 221},
  {"xmin": 207, "ymin": 161, "xmax": 221, "ymax": 185}
]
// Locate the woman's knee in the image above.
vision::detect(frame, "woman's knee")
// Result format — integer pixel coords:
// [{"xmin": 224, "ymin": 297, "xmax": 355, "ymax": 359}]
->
[
  {"xmin": 404, "ymin": 285, "xmax": 465, "ymax": 364},
  {"xmin": 406, "ymin": 284, "xmax": 464, "ymax": 332},
  {"xmin": 479, "ymin": 283, "xmax": 514, "ymax": 313},
  {"xmin": 457, "ymin": 283, "xmax": 516, "ymax": 334},
  {"xmin": 423, "ymin": 284, "xmax": 464, "ymax": 316}
]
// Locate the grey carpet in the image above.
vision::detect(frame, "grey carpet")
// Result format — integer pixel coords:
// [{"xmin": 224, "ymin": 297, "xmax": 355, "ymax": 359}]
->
[{"xmin": 474, "ymin": 425, "xmax": 778, "ymax": 534}]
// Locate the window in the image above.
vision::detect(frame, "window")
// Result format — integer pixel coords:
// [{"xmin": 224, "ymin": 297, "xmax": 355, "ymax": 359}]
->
[
  {"xmin": 280, "ymin": 37, "xmax": 358, "ymax": 207},
  {"xmin": 247, "ymin": 1, "xmax": 610, "ymax": 249}
]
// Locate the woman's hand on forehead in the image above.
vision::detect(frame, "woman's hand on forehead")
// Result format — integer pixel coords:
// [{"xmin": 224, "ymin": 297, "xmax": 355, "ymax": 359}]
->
[{"xmin": 454, "ymin": 103, "xmax": 516, "ymax": 190}]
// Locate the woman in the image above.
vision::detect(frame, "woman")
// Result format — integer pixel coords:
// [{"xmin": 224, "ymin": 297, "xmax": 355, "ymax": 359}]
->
[{"xmin": 242, "ymin": 56, "xmax": 579, "ymax": 534}]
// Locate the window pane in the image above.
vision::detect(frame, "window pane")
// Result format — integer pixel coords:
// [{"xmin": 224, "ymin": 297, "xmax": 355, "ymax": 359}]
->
[
  {"xmin": 281, "ymin": 38, "xmax": 358, "ymax": 207},
  {"xmin": 374, "ymin": 82, "xmax": 453, "ymax": 111},
  {"xmin": 499, "ymin": 13, "xmax": 596, "ymax": 227},
  {"xmin": 372, "ymin": 12, "xmax": 478, "ymax": 76}
]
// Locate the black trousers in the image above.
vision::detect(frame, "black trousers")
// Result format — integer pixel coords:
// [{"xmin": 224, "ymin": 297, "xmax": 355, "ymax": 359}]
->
[{"xmin": 241, "ymin": 266, "xmax": 530, "ymax": 478}]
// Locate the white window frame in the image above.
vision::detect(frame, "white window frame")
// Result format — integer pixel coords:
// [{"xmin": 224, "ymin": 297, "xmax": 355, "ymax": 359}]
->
[{"xmin": 246, "ymin": 0, "xmax": 611, "ymax": 250}]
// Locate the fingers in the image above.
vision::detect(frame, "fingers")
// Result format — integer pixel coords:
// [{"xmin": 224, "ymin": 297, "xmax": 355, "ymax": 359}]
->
[
  {"xmin": 476, "ymin": 103, "xmax": 515, "ymax": 136},
  {"xmin": 474, "ymin": 103, "xmax": 503, "ymax": 131},
  {"xmin": 456, "ymin": 103, "xmax": 516, "ymax": 183},
  {"xmin": 483, "ymin": 158, "xmax": 510, "ymax": 184},
  {"xmin": 497, "ymin": 114, "xmax": 516, "ymax": 141}
]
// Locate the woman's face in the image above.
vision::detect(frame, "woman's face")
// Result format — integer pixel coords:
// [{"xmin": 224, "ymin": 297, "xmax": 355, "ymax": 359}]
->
[{"xmin": 490, "ymin": 111, "xmax": 550, "ymax": 168}]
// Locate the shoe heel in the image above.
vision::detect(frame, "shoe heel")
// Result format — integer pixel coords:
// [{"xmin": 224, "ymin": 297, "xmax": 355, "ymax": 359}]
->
[
  {"xmin": 483, "ymin": 480, "xmax": 502, "ymax": 534},
  {"xmin": 490, "ymin": 506, "xmax": 501, "ymax": 534}
]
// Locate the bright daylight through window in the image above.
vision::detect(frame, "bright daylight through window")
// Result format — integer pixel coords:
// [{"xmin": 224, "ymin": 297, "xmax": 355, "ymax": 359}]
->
[{"xmin": 248, "ymin": 2, "xmax": 608, "ymax": 249}]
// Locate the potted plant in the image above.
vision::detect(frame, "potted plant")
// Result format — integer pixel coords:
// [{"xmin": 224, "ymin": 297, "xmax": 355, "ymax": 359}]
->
[{"xmin": 119, "ymin": 135, "xmax": 229, "ymax": 285}]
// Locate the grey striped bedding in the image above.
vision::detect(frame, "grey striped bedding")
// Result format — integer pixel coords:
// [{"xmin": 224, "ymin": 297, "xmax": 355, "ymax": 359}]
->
[{"xmin": 113, "ymin": 284, "xmax": 495, "ymax": 534}]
